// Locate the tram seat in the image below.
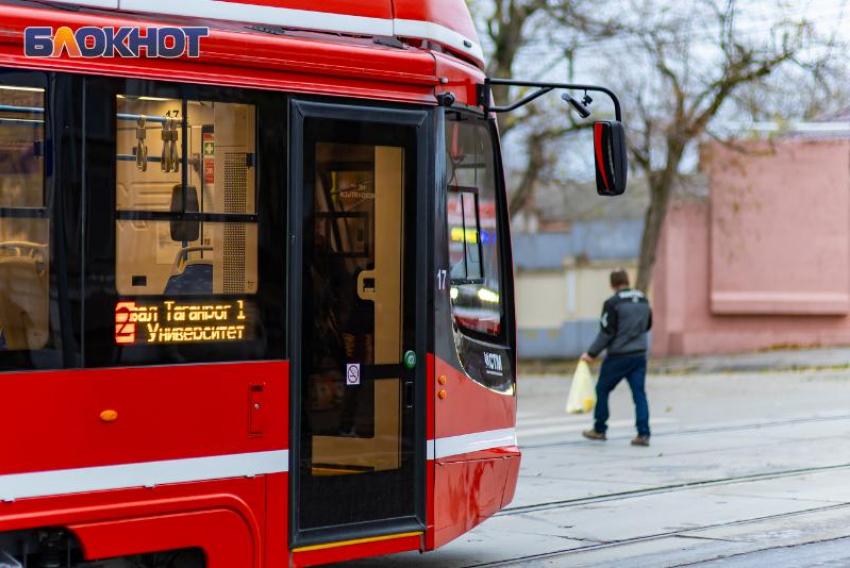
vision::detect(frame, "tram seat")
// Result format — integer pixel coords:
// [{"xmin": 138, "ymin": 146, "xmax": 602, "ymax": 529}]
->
[
  {"xmin": 0, "ymin": 255, "xmax": 49, "ymax": 350},
  {"xmin": 163, "ymin": 261, "xmax": 213, "ymax": 295}
]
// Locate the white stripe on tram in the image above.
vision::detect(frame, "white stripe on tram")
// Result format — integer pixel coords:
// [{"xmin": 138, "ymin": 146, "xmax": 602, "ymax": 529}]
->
[
  {"xmin": 0, "ymin": 427, "xmax": 518, "ymax": 501},
  {"xmin": 427, "ymin": 427, "xmax": 518, "ymax": 461},
  {"xmin": 119, "ymin": 0, "xmax": 393, "ymax": 37},
  {"xmin": 393, "ymin": 18, "xmax": 485, "ymax": 63},
  {"xmin": 115, "ymin": 0, "xmax": 484, "ymax": 62},
  {"xmin": 0, "ymin": 449, "xmax": 289, "ymax": 502}
]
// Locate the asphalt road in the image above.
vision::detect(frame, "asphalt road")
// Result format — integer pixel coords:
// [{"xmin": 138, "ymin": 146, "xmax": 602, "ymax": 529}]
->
[{"xmin": 336, "ymin": 361, "xmax": 850, "ymax": 567}]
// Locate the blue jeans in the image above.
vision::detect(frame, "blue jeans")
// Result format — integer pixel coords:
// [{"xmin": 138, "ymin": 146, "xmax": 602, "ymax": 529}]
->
[{"xmin": 594, "ymin": 355, "xmax": 650, "ymax": 437}]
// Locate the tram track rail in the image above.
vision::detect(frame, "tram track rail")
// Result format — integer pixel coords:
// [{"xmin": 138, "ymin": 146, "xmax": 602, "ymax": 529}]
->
[
  {"xmin": 499, "ymin": 461, "xmax": 850, "ymax": 517},
  {"xmin": 482, "ymin": 431, "xmax": 850, "ymax": 567},
  {"xmin": 520, "ymin": 412, "xmax": 850, "ymax": 450},
  {"xmin": 474, "ymin": 499, "xmax": 850, "ymax": 567},
  {"xmin": 463, "ymin": 417, "xmax": 850, "ymax": 566},
  {"xmin": 504, "ymin": 413, "xmax": 850, "ymax": 518}
]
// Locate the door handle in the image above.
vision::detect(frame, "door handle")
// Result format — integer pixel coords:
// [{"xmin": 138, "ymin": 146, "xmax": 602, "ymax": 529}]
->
[
  {"xmin": 357, "ymin": 269, "xmax": 377, "ymax": 301},
  {"xmin": 403, "ymin": 380, "xmax": 414, "ymax": 410}
]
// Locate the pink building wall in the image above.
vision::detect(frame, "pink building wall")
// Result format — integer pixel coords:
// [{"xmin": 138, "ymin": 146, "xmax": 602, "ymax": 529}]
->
[{"xmin": 653, "ymin": 139, "xmax": 850, "ymax": 356}]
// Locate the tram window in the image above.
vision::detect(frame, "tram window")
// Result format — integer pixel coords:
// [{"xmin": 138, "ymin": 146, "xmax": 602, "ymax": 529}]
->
[
  {"xmin": 116, "ymin": 97, "xmax": 256, "ymax": 215},
  {"xmin": 0, "ymin": 84, "xmax": 49, "ymax": 351},
  {"xmin": 115, "ymin": 221, "xmax": 258, "ymax": 296},
  {"xmin": 115, "ymin": 96, "xmax": 258, "ymax": 297},
  {"xmin": 446, "ymin": 116, "xmax": 504, "ymax": 338},
  {"xmin": 83, "ymin": 79, "xmax": 284, "ymax": 367},
  {"xmin": 448, "ymin": 187, "xmax": 484, "ymax": 283},
  {"xmin": 0, "ymin": 85, "xmax": 44, "ymax": 208}
]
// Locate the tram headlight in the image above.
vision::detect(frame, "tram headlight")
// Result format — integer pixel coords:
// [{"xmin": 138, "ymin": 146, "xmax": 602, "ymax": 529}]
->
[{"xmin": 450, "ymin": 286, "xmax": 459, "ymax": 300}]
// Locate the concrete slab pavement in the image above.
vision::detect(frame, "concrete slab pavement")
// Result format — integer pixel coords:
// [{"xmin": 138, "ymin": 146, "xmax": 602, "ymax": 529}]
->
[{"xmin": 333, "ymin": 363, "xmax": 850, "ymax": 567}]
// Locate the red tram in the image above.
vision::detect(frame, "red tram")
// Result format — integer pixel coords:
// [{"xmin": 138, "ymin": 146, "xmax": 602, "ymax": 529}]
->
[{"xmin": 0, "ymin": 1, "xmax": 627, "ymax": 566}]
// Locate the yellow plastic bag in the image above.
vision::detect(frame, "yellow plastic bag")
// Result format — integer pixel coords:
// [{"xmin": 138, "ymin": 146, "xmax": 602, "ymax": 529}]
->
[{"xmin": 565, "ymin": 360, "xmax": 596, "ymax": 414}]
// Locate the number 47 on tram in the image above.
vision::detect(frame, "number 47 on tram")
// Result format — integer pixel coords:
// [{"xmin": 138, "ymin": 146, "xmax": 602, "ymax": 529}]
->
[{"xmin": 0, "ymin": 0, "xmax": 627, "ymax": 566}]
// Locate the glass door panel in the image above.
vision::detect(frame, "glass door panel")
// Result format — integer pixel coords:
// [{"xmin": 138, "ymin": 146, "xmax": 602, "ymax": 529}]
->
[
  {"xmin": 296, "ymin": 113, "xmax": 418, "ymax": 535},
  {"xmin": 310, "ymin": 143, "xmax": 404, "ymax": 474}
]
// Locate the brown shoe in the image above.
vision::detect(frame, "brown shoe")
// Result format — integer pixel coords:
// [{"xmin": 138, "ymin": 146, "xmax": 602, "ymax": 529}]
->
[
  {"xmin": 631, "ymin": 436, "xmax": 650, "ymax": 447},
  {"xmin": 583, "ymin": 429, "xmax": 607, "ymax": 441}
]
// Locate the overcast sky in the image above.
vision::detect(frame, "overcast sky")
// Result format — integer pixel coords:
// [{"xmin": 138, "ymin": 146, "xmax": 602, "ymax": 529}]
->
[
  {"xmin": 476, "ymin": 0, "xmax": 850, "ymax": 182},
  {"xmin": 507, "ymin": 0, "xmax": 850, "ymax": 83}
]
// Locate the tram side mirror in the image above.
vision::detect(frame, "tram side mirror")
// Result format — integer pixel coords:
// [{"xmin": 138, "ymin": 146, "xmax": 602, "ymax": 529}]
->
[{"xmin": 593, "ymin": 120, "xmax": 628, "ymax": 196}]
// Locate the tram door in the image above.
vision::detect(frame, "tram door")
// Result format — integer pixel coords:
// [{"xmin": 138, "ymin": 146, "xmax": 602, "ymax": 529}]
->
[{"xmin": 293, "ymin": 103, "xmax": 424, "ymax": 542}]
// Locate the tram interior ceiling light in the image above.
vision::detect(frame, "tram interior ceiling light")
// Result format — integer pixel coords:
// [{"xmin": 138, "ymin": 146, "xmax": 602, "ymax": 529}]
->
[
  {"xmin": 118, "ymin": 95, "xmax": 175, "ymax": 102},
  {"xmin": 0, "ymin": 85, "xmax": 44, "ymax": 93}
]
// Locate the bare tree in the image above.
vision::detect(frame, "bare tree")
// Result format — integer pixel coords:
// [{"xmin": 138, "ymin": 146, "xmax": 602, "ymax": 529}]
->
[
  {"xmin": 471, "ymin": 0, "xmax": 621, "ymax": 214},
  {"xmin": 601, "ymin": 0, "xmax": 827, "ymax": 290},
  {"xmin": 470, "ymin": 0, "xmax": 840, "ymax": 291},
  {"xmin": 470, "ymin": 0, "xmax": 557, "ymax": 214},
  {"xmin": 731, "ymin": 55, "xmax": 850, "ymax": 124}
]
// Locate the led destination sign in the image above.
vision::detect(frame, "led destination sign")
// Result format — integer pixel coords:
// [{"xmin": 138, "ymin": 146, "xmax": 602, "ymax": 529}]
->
[{"xmin": 115, "ymin": 299, "xmax": 254, "ymax": 345}]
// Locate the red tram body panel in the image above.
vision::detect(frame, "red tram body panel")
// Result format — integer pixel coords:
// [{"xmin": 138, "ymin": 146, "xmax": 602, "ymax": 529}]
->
[{"xmin": 0, "ymin": 1, "xmax": 519, "ymax": 566}]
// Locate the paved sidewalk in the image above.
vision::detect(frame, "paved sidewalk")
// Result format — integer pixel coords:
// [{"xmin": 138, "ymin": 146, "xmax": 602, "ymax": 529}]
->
[
  {"xmin": 651, "ymin": 346, "xmax": 850, "ymax": 374},
  {"xmin": 520, "ymin": 346, "xmax": 850, "ymax": 379}
]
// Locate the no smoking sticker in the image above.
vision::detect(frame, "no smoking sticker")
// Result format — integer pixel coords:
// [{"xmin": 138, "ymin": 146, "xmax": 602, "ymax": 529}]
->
[{"xmin": 346, "ymin": 363, "xmax": 361, "ymax": 386}]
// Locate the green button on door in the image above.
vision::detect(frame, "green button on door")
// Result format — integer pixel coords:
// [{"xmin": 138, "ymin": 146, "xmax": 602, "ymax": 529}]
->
[{"xmin": 404, "ymin": 350, "xmax": 417, "ymax": 370}]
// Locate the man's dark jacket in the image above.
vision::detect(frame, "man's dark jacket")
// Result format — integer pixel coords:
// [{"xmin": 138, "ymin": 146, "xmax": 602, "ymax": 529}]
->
[{"xmin": 587, "ymin": 288, "xmax": 652, "ymax": 358}]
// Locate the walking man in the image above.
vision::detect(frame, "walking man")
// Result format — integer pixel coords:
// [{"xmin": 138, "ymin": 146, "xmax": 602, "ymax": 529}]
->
[{"xmin": 581, "ymin": 268, "xmax": 653, "ymax": 446}]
